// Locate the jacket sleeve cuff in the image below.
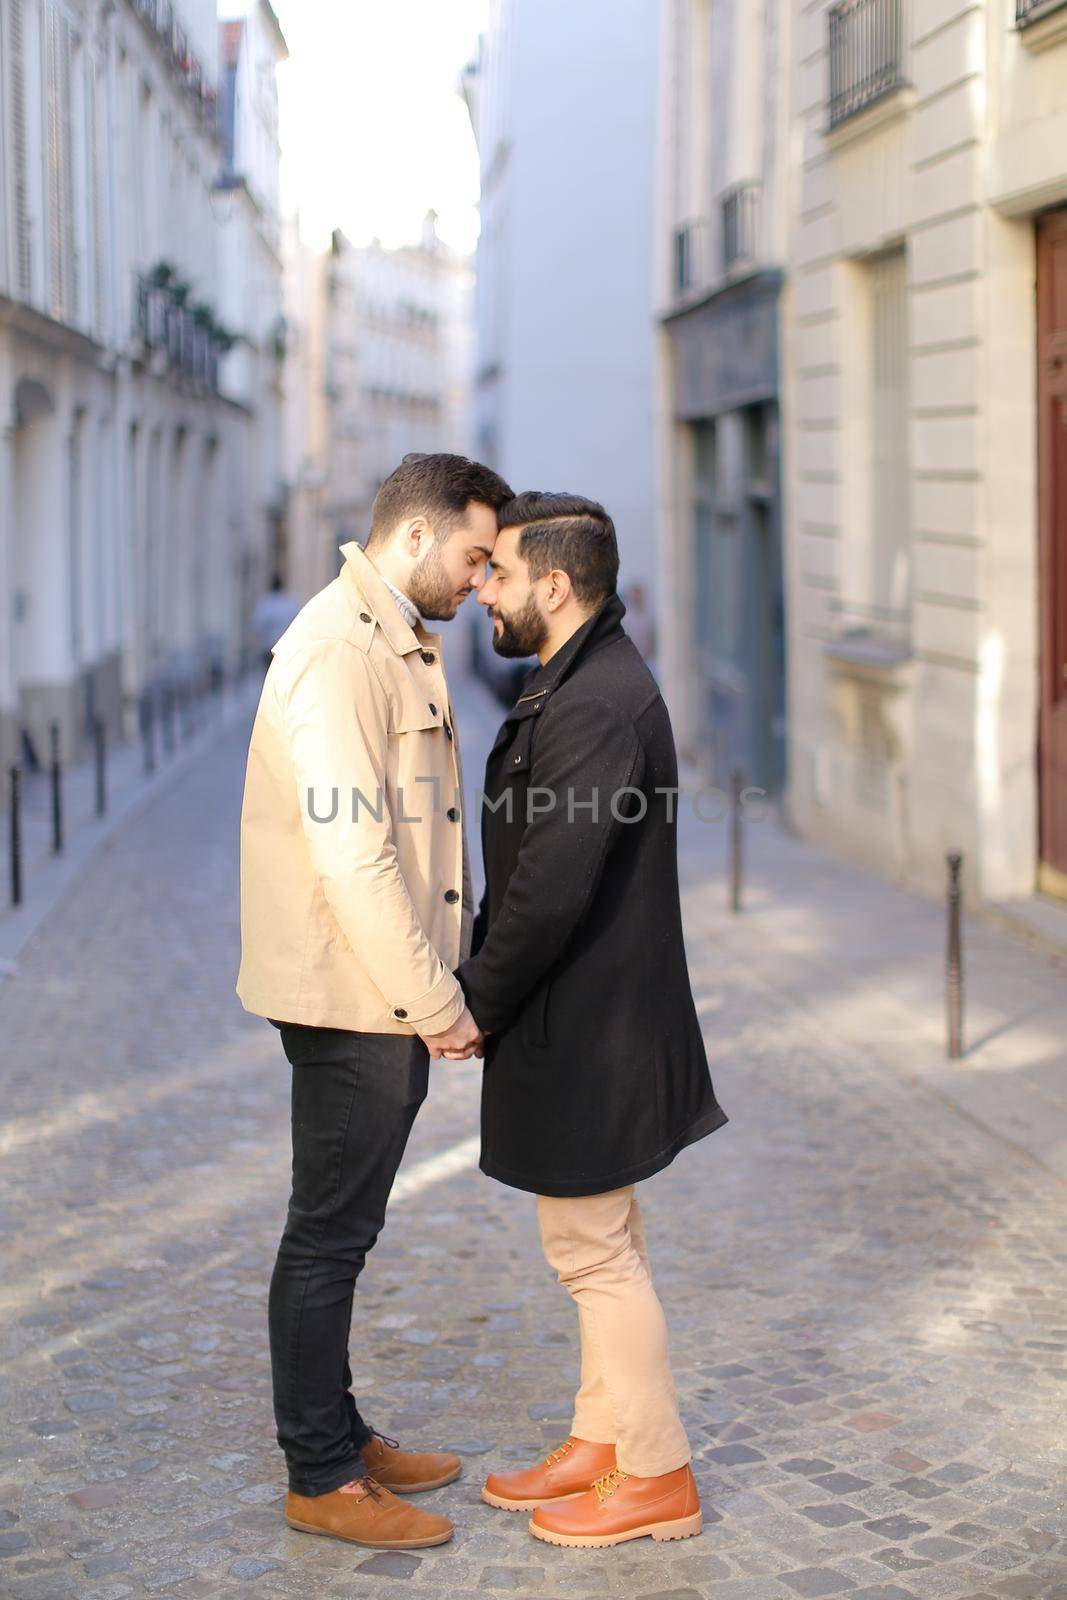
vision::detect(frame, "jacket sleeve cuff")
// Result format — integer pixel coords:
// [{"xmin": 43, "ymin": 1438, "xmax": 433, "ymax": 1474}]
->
[
  {"xmin": 392, "ymin": 969, "xmax": 465, "ymax": 1035},
  {"xmin": 456, "ymin": 960, "xmax": 513, "ymax": 1036}
]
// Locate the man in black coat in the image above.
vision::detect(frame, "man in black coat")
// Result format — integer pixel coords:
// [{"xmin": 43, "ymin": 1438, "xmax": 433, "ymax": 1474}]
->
[{"xmin": 451, "ymin": 492, "xmax": 728, "ymax": 1549}]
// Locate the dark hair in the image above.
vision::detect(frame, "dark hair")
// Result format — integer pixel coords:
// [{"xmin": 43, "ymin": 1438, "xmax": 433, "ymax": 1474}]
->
[
  {"xmin": 367, "ymin": 452, "xmax": 513, "ymax": 547},
  {"xmin": 499, "ymin": 491, "xmax": 620, "ymax": 606}
]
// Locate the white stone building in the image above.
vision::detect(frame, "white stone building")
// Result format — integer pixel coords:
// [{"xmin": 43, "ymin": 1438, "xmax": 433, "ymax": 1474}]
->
[
  {"xmin": 463, "ymin": 0, "xmax": 661, "ymax": 597},
  {"xmin": 655, "ymin": 0, "xmax": 791, "ymax": 791},
  {"xmin": 782, "ymin": 0, "xmax": 1067, "ymax": 904},
  {"xmin": 0, "ymin": 0, "xmax": 284, "ymax": 775},
  {"xmin": 308, "ymin": 217, "xmax": 474, "ymax": 562}
]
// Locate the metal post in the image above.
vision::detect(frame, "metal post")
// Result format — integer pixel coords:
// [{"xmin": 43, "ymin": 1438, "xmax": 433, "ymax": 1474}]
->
[
  {"xmin": 9, "ymin": 766, "xmax": 22, "ymax": 908},
  {"xmin": 946, "ymin": 850, "xmax": 964, "ymax": 1060},
  {"xmin": 50, "ymin": 721, "xmax": 63, "ymax": 855},
  {"xmin": 729, "ymin": 766, "xmax": 744, "ymax": 914},
  {"xmin": 94, "ymin": 716, "xmax": 107, "ymax": 817}
]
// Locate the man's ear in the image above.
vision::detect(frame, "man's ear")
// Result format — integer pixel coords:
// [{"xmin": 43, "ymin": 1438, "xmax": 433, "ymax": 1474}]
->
[
  {"xmin": 546, "ymin": 569, "xmax": 573, "ymax": 612},
  {"xmin": 404, "ymin": 516, "xmax": 431, "ymax": 556}
]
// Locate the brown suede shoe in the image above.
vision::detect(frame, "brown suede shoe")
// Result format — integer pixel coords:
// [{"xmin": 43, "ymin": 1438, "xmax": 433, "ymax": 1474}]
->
[
  {"xmin": 483, "ymin": 1436, "xmax": 618, "ymax": 1511},
  {"xmin": 285, "ymin": 1477, "xmax": 453, "ymax": 1548},
  {"xmin": 529, "ymin": 1463, "xmax": 702, "ymax": 1547},
  {"xmin": 361, "ymin": 1431, "xmax": 461, "ymax": 1494}
]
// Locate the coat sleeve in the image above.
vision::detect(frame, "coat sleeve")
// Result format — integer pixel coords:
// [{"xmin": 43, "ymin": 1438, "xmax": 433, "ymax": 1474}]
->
[
  {"xmin": 276, "ymin": 637, "xmax": 464, "ymax": 1034},
  {"xmin": 457, "ymin": 695, "xmax": 644, "ymax": 1034}
]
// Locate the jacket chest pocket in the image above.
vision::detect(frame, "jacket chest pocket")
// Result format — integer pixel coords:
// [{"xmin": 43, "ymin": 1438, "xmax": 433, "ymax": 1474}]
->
[{"xmin": 388, "ymin": 689, "xmax": 444, "ymax": 736}]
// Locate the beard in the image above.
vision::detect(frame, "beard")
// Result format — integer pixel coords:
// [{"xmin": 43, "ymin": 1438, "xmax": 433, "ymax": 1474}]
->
[
  {"xmin": 407, "ymin": 540, "xmax": 466, "ymax": 622},
  {"xmin": 490, "ymin": 593, "xmax": 548, "ymax": 658}
]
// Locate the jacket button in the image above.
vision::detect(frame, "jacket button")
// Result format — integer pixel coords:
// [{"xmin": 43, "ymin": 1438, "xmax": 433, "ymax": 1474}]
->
[
  {"xmin": 393, "ymin": 1006, "xmax": 408, "ymax": 1019},
  {"xmin": 445, "ymin": 726, "xmax": 453, "ymax": 741},
  {"xmin": 514, "ymin": 754, "xmax": 522, "ymax": 764},
  {"xmin": 447, "ymin": 807, "xmax": 459, "ymax": 822},
  {"xmin": 429, "ymin": 702, "xmax": 438, "ymax": 715},
  {"xmin": 359, "ymin": 611, "xmax": 372, "ymax": 624},
  {"xmin": 444, "ymin": 889, "xmax": 460, "ymax": 904},
  {"xmin": 421, "ymin": 650, "xmax": 435, "ymax": 664}
]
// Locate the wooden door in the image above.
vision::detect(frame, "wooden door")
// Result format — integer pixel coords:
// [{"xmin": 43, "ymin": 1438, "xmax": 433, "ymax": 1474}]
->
[{"xmin": 1037, "ymin": 211, "xmax": 1067, "ymax": 894}]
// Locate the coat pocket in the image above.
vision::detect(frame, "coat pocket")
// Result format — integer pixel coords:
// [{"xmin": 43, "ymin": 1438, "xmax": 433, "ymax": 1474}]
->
[{"xmin": 523, "ymin": 973, "xmax": 552, "ymax": 1048}]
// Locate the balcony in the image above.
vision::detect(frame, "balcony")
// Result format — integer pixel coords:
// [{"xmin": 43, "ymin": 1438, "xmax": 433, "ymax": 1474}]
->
[
  {"xmin": 721, "ymin": 182, "xmax": 760, "ymax": 274},
  {"xmin": 133, "ymin": 273, "xmax": 228, "ymax": 392},
  {"xmin": 828, "ymin": 0, "xmax": 909, "ymax": 132},
  {"xmin": 1017, "ymin": 0, "xmax": 1067, "ymax": 22},
  {"xmin": 671, "ymin": 220, "xmax": 710, "ymax": 298}
]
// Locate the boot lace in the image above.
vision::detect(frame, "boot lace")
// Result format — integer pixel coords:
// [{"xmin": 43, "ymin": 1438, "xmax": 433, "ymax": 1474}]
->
[
  {"xmin": 343, "ymin": 1474, "xmax": 386, "ymax": 1505},
  {"xmin": 593, "ymin": 1467, "xmax": 629, "ymax": 1503},
  {"xmin": 543, "ymin": 1438, "xmax": 576, "ymax": 1468},
  {"xmin": 368, "ymin": 1431, "xmax": 400, "ymax": 1452}
]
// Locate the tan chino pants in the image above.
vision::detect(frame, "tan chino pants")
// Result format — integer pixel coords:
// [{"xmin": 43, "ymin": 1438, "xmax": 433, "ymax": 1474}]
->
[{"xmin": 536, "ymin": 1184, "xmax": 691, "ymax": 1478}]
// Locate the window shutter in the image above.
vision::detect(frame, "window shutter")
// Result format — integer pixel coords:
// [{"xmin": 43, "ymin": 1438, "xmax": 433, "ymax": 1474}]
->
[
  {"xmin": 89, "ymin": 54, "xmax": 107, "ymax": 337},
  {"xmin": 9, "ymin": 0, "xmax": 32, "ymax": 296},
  {"xmin": 46, "ymin": 6, "xmax": 76, "ymax": 322}
]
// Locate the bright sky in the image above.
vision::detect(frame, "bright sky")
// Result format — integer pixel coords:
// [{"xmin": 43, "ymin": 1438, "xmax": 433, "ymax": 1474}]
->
[{"xmin": 273, "ymin": 0, "xmax": 489, "ymax": 257}]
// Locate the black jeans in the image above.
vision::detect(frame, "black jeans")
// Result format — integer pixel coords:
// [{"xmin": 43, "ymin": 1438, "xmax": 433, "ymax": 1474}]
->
[{"xmin": 267, "ymin": 1022, "xmax": 429, "ymax": 1496}]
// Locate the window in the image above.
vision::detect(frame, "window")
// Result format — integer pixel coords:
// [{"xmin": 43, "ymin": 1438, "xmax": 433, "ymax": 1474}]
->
[
  {"xmin": 868, "ymin": 247, "xmax": 910, "ymax": 629},
  {"xmin": 828, "ymin": 0, "xmax": 908, "ymax": 130}
]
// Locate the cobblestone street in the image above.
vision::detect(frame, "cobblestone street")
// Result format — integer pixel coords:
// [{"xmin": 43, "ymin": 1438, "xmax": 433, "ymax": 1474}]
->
[{"xmin": 1, "ymin": 674, "xmax": 1066, "ymax": 1600}]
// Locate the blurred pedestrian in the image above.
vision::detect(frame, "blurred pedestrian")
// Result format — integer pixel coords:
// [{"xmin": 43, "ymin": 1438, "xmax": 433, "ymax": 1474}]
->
[
  {"xmin": 251, "ymin": 574, "xmax": 301, "ymax": 669},
  {"xmin": 624, "ymin": 581, "xmax": 657, "ymax": 676}
]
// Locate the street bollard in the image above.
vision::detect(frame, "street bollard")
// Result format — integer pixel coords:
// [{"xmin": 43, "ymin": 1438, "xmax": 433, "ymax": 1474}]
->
[
  {"xmin": 141, "ymin": 692, "xmax": 156, "ymax": 777},
  {"xmin": 50, "ymin": 721, "xmax": 63, "ymax": 856},
  {"xmin": 946, "ymin": 850, "xmax": 964, "ymax": 1060},
  {"xmin": 94, "ymin": 716, "xmax": 107, "ymax": 817},
  {"xmin": 729, "ymin": 766, "xmax": 745, "ymax": 913},
  {"xmin": 9, "ymin": 766, "xmax": 22, "ymax": 908}
]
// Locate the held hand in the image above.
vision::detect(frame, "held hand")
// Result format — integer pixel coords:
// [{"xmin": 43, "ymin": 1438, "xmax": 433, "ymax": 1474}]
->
[{"xmin": 420, "ymin": 1005, "xmax": 484, "ymax": 1061}]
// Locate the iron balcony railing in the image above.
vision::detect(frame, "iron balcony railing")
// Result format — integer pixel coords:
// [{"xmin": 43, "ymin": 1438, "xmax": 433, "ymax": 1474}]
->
[
  {"xmin": 828, "ymin": 0, "xmax": 908, "ymax": 131},
  {"xmin": 671, "ymin": 220, "xmax": 710, "ymax": 298},
  {"xmin": 722, "ymin": 182, "xmax": 760, "ymax": 273},
  {"xmin": 134, "ymin": 276, "xmax": 222, "ymax": 391},
  {"xmin": 1016, "ymin": 0, "xmax": 1067, "ymax": 24}
]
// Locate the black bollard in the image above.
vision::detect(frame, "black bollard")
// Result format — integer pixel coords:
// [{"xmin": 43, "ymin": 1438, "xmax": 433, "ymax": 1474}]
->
[
  {"xmin": 946, "ymin": 850, "xmax": 964, "ymax": 1059},
  {"xmin": 9, "ymin": 766, "xmax": 22, "ymax": 908},
  {"xmin": 729, "ymin": 766, "xmax": 745, "ymax": 914},
  {"xmin": 94, "ymin": 717, "xmax": 107, "ymax": 817},
  {"xmin": 50, "ymin": 721, "xmax": 63, "ymax": 856}
]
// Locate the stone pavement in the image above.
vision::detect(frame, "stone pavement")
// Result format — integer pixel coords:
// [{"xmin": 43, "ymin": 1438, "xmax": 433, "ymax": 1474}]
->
[{"xmin": 0, "ymin": 663, "xmax": 1065, "ymax": 1600}]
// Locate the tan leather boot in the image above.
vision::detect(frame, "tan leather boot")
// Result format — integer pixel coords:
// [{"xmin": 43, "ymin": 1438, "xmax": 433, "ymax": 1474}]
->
[
  {"xmin": 360, "ymin": 1431, "xmax": 461, "ymax": 1494},
  {"xmin": 285, "ymin": 1477, "xmax": 453, "ymax": 1548},
  {"xmin": 529, "ymin": 1463, "xmax": 702, "ymax": 1547},
  {"xmin": 483, "ymin": 1436, "xmax": 618, "ymax": 1511}
]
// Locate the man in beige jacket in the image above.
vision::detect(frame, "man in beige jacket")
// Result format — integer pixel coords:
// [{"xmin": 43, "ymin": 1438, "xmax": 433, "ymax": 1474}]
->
[{"xmin": 237, "ymin": 453, "xmax": 512, "ymax": 1550}]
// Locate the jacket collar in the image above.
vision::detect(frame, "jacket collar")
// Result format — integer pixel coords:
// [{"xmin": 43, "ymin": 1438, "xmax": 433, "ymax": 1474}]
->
[
  {"xmin": 339, "ymin": 541, "xmax": 429, "ymax": 657},
  {"xmin": 506, "ymin": 593, "xmax": 627, "ymax": 722}
]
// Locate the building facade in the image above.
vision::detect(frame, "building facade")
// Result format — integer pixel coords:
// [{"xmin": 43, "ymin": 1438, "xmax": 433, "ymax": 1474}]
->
[
  {"xmin": 315, "ymin": 218, "xmax": 473, "ymax": 557},
  {"xmin": 464, "ymin": 0, "xmax": 661, "ymax": 599},
  {"xmin": 0, "ymin": 0, "xmax": 284, "ymax": 775},
  {"xmin": 782, "ymin": 0, "xmax": 1067, "ymax": 903},
  {"xmin": 656, "ymin": 0, "xmax": 791, "ymax": 791}
]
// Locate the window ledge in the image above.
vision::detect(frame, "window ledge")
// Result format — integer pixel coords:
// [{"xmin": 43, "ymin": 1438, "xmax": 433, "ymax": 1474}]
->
[
  {"xmin": 823, "ymin": 631, "xmax": 914, "ymax": 684},
  {"xmin": 1016, "ymin": 5, "xmax": 1067, "ymax": 51},
  {"xmin": 824, "ymin": 83, "xmax": 916, "ymax": 151}
]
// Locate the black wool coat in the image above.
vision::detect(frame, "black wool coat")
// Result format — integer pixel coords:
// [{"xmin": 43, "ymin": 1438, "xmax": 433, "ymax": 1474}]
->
[{"xmin": 457, "ymin": 594, "xmax": 727, "ymax": 1197}]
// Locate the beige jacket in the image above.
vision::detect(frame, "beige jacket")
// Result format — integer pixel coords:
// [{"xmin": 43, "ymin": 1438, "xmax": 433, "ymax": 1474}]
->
[{"xmin": 236, "ymin": 542, "xmax": 474, "ymax": 1035}]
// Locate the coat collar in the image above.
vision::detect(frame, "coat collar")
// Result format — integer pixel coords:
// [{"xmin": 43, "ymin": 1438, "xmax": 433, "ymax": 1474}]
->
[
  {"xmin": 339, "ymin": 541, "xmax": 430, "ymax": 657},
  {"xmin": 505, "ymin": 593, "xmax": 627, "ymax": 723}
]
